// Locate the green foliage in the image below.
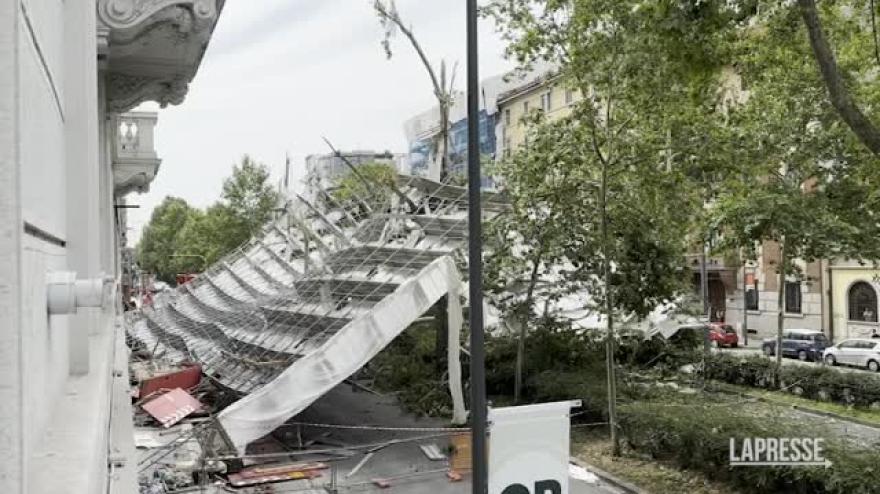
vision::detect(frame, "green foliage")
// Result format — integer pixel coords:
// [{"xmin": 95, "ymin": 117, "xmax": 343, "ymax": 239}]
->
[
  {"xmin": 220, "ymin": 155, "xmax": 280, "ymax": 242},
  {"xmin": 136, "ymin": 197, "xmax": 196, "ymax": 283},
  {"xmin": 171, "ymin": 205, "xmax": 243, "ymax": 274},
  {"xmin": 703, "ymin": 354, "xmax": 880, "ymax": 408},
  {"xmin": 332, "ymin": 162, "xmax": 398, "ymax": 211},
  {"xmin": 619, "ymin": 395, "xmax": 880, "ymax": 494},
  {"xmin": 137, "ymin": 155, "xmax": 279, "ymax": 283},
  {"xmin": 368, "ymin": 322, "xmax": 454, "ymax": 417},
  {"xmin": 706, "ymin": 2, "xmax": 880, "ymax": 268}
]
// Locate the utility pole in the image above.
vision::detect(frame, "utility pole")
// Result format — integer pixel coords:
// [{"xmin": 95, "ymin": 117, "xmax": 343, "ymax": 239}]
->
[
  {"xmin": 742, "ymin": 259, "xmax": 749, "ymax": 347},
  {"xmin": 701, "ymin": 244, "xmax": 710, "ymax": 354},
  {"xmin": 466, "ymin": 0, "xmax": 488, "ymax": 491}
]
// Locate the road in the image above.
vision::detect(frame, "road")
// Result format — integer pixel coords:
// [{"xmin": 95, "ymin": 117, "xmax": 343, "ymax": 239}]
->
[
  {"xmin": 720, "ymin": 346, "xmax": 871, "ymax": 374},
  {"xmin": 253, "ymin": 383, "xmax": 622, "ymax": 494}
]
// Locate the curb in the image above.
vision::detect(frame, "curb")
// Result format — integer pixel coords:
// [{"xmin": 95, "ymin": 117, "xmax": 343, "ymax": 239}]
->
[
  {"xmin": 789, "ymin": 404, "xmax": 880, "ymax": 429},
  {"xmin": 711, "ymin": 384, "xmax": 880, "ymax": 430},
  {"xmin": 570, "ymin": 457, "xmax": 649, "ymax": 494}
]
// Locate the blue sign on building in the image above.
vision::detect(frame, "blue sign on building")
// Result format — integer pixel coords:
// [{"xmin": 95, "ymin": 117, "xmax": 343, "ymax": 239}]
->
[{"xmin": 407, "ymin": 110, "xmax": 496, "ymax": 188}]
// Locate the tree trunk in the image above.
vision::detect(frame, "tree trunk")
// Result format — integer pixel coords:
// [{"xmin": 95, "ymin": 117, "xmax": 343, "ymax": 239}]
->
[
  {"xmin": 514, "ymin": 245, "xmax": 544, "ymax": 404},
  {"xmin": 776, "ymin": 238, "xmax": 787, "ymax": 375},
  {"xmin": 513, "ymin": 315, "xmax": 526, "ymax": 404},
  {"xmin": 798, "ymin": 0, "xmax": 880, "ymax": 156},
  {"xmin": 600, "ymin": 152, "xmax": 620, "ymax": 457},
  {"xmin": 439, "ymin": 103, "xmax": 450, "ymax": 182}
]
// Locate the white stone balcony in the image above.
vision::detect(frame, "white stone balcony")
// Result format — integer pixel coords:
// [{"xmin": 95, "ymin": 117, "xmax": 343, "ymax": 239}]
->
[{"xmin": 112, "ymin": 112, "xmax": 161, "ymax": 196}]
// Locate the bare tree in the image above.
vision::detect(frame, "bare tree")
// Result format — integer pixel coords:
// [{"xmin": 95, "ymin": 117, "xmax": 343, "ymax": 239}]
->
[{"xmin": 374, "ymin": 0, "xmax": 456, "ymax": 181}]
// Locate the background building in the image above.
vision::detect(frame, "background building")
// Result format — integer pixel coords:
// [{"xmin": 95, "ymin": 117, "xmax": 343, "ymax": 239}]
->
[
  {"xmin": 723, "ymin": 244, "xmax": 828, "ymax": 340},
  {"xmin": 402, "ymin": 72, "xmax": 534, "ymax": 187},
  {"xmin": 0, "ymin": 1, "xmax": 222, "ymax": 492},
  {"xmin": 828, "ymin": 260, "xmax": 880, "ymax": 341},
  {"xmin": 305, "ymin": 150, "xmax": 407, "ymax": 189},
  {"xmin": 495, "ymin": 71, "xmax": 582, "ymax": 158}
]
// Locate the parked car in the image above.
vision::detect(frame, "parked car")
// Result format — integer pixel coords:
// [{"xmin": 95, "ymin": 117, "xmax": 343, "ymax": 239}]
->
[
  {"xmin": 761, "ymin": 329, "xmax": 829, "ymax": 362},
  {"xmin": 708, "ymin": 323, "xmax": 738, "ymax": 348},
  {"xmin": 822, "ymin": 338, "xmax": 880, "ymax": 371}
]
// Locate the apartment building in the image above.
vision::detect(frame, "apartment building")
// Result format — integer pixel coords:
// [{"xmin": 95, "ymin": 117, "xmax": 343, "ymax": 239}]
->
[{"xmin": 495, "ymin": 73, "xmax": 582, "ymax": 158}]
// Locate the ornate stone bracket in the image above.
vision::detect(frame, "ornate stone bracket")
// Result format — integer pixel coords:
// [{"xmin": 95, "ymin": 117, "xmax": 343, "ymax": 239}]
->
[
  {"xmin": 97, "ymin": 0, "xmax": 217, "ymax": 31},
  {"xmin": 98, "ymin": 0, "xmax": 221, "ymax": 113},
  {"xmin": 106, "ymin": 74, "xmax": 189, "ymax": 113}
]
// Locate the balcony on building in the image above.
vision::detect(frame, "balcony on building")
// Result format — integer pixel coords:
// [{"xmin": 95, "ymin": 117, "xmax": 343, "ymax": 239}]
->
[{"xmin": 113, "ymin": 111, "xmax": 161, "ymax": 196}]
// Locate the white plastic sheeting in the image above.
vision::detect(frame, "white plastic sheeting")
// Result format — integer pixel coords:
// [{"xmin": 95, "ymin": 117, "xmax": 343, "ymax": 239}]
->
[
  {"xmin": 217, "ymin": 256, "xmax": 464, "ymax": 452},
  {"xmin": 446, "ymin": 278, "xmax": 466, "ymax": 424}
]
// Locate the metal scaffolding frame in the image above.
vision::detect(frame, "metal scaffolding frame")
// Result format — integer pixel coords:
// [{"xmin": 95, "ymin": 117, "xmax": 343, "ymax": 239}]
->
[{"xmin": 126, "ymin": 174, "xmax": 505, "ymax": 451}]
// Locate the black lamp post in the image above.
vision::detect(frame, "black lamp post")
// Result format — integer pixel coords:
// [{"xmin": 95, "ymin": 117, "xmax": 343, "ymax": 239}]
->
[{"xmin": 466, "ymin": 0, "xmax": 488, "ymax": 492}]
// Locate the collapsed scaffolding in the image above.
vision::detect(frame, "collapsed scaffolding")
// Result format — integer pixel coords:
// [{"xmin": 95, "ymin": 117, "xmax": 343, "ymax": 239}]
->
[{"xmin": 126, "ymin": 171, "xmax": 507, "ymax": 460}]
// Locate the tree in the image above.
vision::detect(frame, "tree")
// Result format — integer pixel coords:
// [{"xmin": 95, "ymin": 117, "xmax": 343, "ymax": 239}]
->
[
  {"xmin": 374, "ymin": 0, "xmax": 456, "ymax": 181},
  {"xmin": 486, "ymin": 0, "xmax": 728, "ymax": 454},
  {"xmin": 797, "ymin": 0, "xmax": 880, "ymax": 156},
  {"xmin": 136, "ymin": 197, "xmax": 196, "ymax": 283},
  {"xmin": 485, "ymin": 115, "xmax": 582, "ymax": 405},
  {"xmin": 172, "ymin": 204, "xmax": 242, "ymax": 273},
  {"xmin": 332, "ymin": 161, "xmax": 398, "ymax": 212},
  {"xmin": 137, "ymin": 156, "xmax": 280, "ymax": 284},
  {"xmin": 220, "ymin": 155, "xmax": 281, "ymax": 246},
  {"xmin": 708, "ymin": 2, "xmax": 880, "ymax": 373}
]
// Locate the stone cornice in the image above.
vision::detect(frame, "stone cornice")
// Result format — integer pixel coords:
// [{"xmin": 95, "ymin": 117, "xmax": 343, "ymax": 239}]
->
[
  {"xmin": 97, "ymin": 0, "xmax": 216, "ymax": 31},
  {"xmin": 98, "ymin": 0, "xmax": 221, "ymax": 113}
]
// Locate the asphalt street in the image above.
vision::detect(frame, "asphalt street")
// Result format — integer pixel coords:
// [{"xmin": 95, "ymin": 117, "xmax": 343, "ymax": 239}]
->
[{"xmin": 260, "ymin": 383, "xmax": 624, "ymax": 493}]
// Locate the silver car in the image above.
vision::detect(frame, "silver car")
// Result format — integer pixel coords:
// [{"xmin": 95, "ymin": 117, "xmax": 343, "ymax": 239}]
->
[{"xmin": 822, "ymin": 338, "xmax": 880, "ymax": 371}]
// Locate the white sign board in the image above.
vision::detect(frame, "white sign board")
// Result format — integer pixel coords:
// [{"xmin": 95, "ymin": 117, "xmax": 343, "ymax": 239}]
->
[{"xmin": 488, "ymin": 400, "xmax": 580, "ymax": 494}]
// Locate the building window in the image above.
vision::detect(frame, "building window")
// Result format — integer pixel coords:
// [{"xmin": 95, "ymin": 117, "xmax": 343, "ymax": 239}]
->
[
  {"xmin": 745, "ymin": 286, "xmax": 759, "ymax": 311},
  {"xmin": 785, "ymin": 281, "xmax": 802, "ymax": 314},
  {"xmin": 848, "ymin": 281, "xmax": 878, "ymax": 322},
  {"xmin": 541, "ymin": 91, "xmax": 552, "ymax": 112},
  {"xmin": 523, "ymin": 101, "xmax": 530, "ymax": 114},
  {"xmin": 565, "ymin": 89, "xmax": 574, "ymax": 105},
  {"xmin": 504, "ymin": 109, "xmax": 511, "ymax": 126}
]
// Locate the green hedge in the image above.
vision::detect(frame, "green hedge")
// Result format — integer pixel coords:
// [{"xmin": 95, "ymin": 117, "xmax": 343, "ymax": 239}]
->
[
  {"xmin": 619, "ymin": 397, "xmax": 880, "ymax": 494},
  {"xmin": 703, "ymin": 354, "xmax": 880, "ymax": 408}
]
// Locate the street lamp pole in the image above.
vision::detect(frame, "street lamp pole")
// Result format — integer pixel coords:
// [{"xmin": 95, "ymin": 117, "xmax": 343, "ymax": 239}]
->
[{"xmin": 466, "ymin": 0, "xmax": 487, "ymax": 492}]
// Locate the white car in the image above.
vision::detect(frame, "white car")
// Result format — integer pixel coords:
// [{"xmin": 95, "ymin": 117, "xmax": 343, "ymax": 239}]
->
[{"xmin": 822, "ymin": 338, "xmax": 880, "ymax": 371}]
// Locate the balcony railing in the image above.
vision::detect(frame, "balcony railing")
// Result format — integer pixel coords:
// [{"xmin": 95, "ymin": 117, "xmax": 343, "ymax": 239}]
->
[{"xmin": 112, "ymin": 111, "xmax": 161, "ymax": 196}]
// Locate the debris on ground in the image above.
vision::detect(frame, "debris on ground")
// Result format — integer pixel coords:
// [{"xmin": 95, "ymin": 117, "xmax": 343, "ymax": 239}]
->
[{"xmin": 141, "ymin": 388, "xmax": 203, "ymax": 428}]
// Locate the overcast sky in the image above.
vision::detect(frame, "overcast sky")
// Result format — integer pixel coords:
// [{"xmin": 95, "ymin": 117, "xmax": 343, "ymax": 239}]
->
[{"xmin": 127, "ymin": 1, "xmax": 514, "ymax": 245}]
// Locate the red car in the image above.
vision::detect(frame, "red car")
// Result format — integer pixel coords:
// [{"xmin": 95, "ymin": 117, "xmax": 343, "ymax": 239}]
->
[{"xmin": 708, "ymin": 323, "xmax": 739, "ymax": 348}]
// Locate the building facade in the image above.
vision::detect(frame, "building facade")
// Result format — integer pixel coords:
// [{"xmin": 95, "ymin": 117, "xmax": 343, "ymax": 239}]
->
[
  {"xmin": 723, "ymin": 244, "xmax": 828, "ymax": 341},
  {"xmin": 828, "ymin": 260, "xmax": 880, "ymax": 341},
  {"xmin": 402, "ymin": 73, "xmax": 526, "ymax": 187},
  {"xmin": 495, "ymin": 74, "xmax": 582, "ymax": 158},
  {"xmin": 0, "ymin": 1, "xmax": 222, "ymax": 492}
]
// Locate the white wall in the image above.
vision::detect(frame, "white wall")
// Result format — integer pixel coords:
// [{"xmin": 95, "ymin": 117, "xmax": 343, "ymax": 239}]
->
[
  {"xmin": 0, "ymin": 0, "xmax": 25, "ymax": 490},
  {"xmin": 17, "ymin": 1, "xmax": 70, "ymax": 478},
  {"xmin": 1, "ymin": 1, "xmax": 117, "ymax": 492}
]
